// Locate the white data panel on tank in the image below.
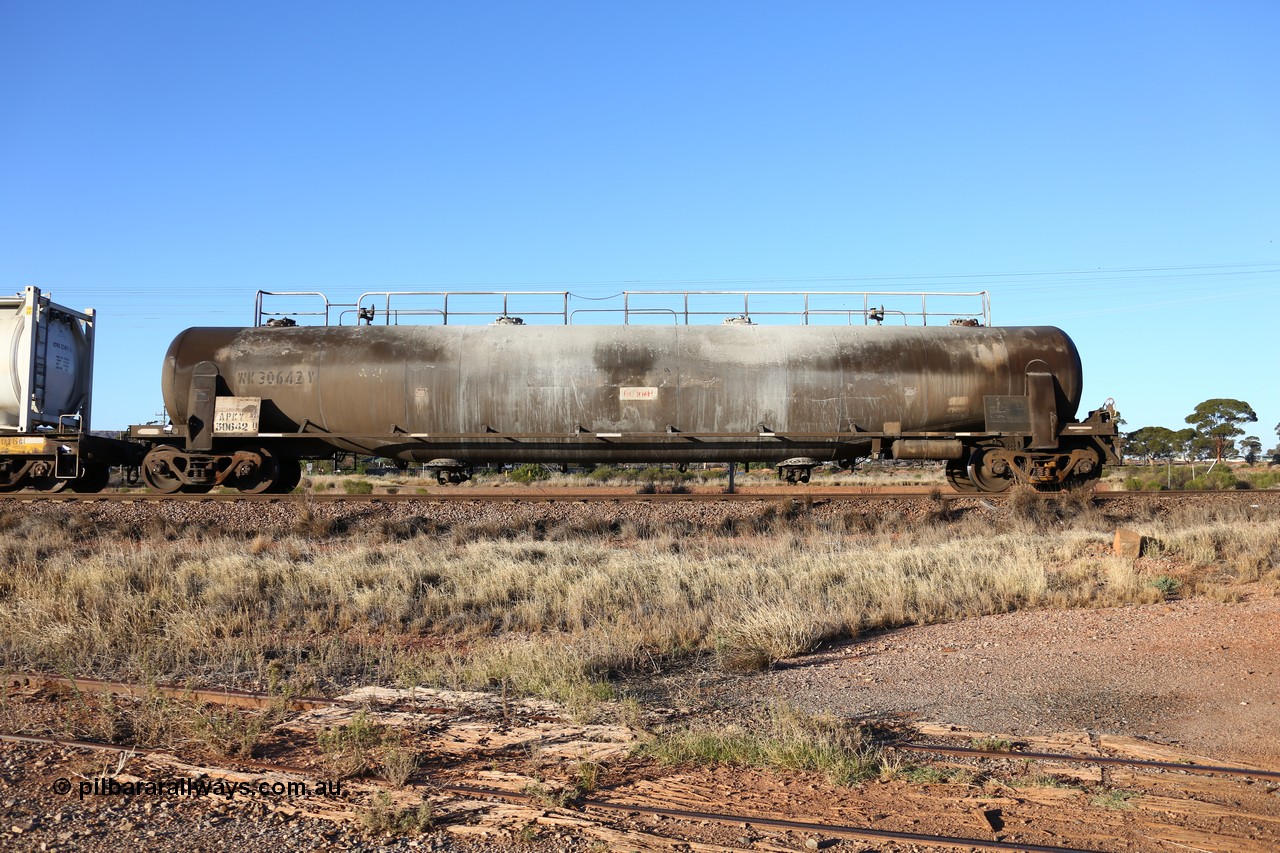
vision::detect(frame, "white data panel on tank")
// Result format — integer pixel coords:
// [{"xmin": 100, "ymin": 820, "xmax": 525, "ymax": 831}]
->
[
  {"xmin": 619, "ymin": 387, "xmax": 659, "ymax": 401},
  {"xmin": 213, "ymin": 397, "xmax": 261, "ymax": 435}
]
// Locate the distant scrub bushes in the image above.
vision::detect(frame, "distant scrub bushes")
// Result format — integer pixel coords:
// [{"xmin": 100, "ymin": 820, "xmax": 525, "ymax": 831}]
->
[{"xmin": 1120, "ymin": 465, "xmax": 1280, "ymax": 492}]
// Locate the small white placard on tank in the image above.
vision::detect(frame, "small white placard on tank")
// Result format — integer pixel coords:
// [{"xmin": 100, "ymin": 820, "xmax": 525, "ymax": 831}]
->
[{"xmin": 214, "ymin": 397, "xmax": 262, "ymax": 435}]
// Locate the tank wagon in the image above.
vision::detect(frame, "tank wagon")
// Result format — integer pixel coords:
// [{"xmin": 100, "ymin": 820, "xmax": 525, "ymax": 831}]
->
[
  {"xmin": 0, "ymin": 287, "xmax": 141, "ymax": 491},
  {"xmin": 129, "ymin": 290, "xmax": 1121, "ymax": 494}
]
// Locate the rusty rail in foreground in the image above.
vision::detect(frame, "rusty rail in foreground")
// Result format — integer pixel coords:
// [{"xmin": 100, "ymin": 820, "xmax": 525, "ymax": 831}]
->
[
  {"xmin": 2, "ymin": 673, "xmax": 339, "ymax": 712},
  {"xmin": 888, "ymin": 741, "xmax": 1280, "ymax": 782},
  {"xmin": 0, "ymin": 729, "xmax": 1092, "ymax": 853},
  {"xmin": 10, "ymin": 671, "xmax": 1279, "ymax": 783}
]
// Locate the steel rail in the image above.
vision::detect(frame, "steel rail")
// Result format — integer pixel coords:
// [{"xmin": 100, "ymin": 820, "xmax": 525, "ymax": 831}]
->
[
  {"xmin": 0, "ymin": 488, "xmax": 1270, "ymax": 504},
  {"xmin": 0, "ymin": 489, "xmax": 942, "ymax": 503},
  {"xmin": 446, "ymin": 782, "xmax": 1096, "ymax": 853},
  {"xmin": 2, "ymin": 673, "xmax": 342, "ymax": 713},
  {"xmin": 0, "ymin": 730, "xmax": 1094, "ymax": 853},
  {"xmin": 0, "ymin": 732, "xmax": 306, "ymax": 776},
  {"xmin": 889, "ymin": 741, "xmax": 1280, "ymax": 782}
]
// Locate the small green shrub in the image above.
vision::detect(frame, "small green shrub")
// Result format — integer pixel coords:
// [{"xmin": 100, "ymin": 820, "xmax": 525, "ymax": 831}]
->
[
  {"xmin": 1091, "ymin": 789, "xmax": 1137, "ymax": 809},
  {"xmin": 896, "ymin": 764, "xmax": 974, "ymax": 784},
  {"xmin": 1186, "ymin": 468, "xmax": 1247, "ymax": 491},
  {"xmin": 342, "ymin": 479, "xmax": 374, "ymax": 495},
  {"xmin": 361, "ymin": 791, "xmax": 434, "ymax": 834},
  {"xmin": 509, "ymin": 464, "xmax": 551, "ymax": 484},
  {"xmin": 318, "ymin": 709, "xmax": 385, "ymax": 777},
  {"xmin": 971, "ymin": 737, "xmax": 1014, "ymax": 752},
  {"xmin": 640, "ymin": 707, "xmax": 879, "ymax": 786},
  {"xmin": 634, "ymin": 466, "xmax": 692, "ymax": 483}
]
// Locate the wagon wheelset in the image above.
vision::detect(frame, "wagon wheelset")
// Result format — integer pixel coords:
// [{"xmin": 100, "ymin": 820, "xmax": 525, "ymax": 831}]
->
[
  {"xmin": 271, "ymin": 458, "xmax": 303, "ymax": 494},
  {"xmin": 966, "ymin": 448, "xmax": 1014, "ymax": 494},
  {"xmin": 231, "ymin": 446, "xmax": 280, "ymax": 494},
  {"xmin": 141, "ymin": 446, "xmax": 185, "ymax": 494},
  {"xmin": 944, "ymin": 460, "xmax": 979, "ymax": 493},
  {"xmin": 25, "ymin": 473, "xmax": 68, "ymax": 493},
  {"xmin": 1056, "ymin": 446, "xmax": 1104, "ymax": 492},
  {"xmin": 0, "ymin": 460, "xmax": 37, "ymax": 493}
]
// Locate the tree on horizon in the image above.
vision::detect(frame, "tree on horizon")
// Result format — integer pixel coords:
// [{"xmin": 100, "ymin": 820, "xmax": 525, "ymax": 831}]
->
[{"xmin": 1185, "ymin": 399, "xmax": 1258, "ymax": 463}]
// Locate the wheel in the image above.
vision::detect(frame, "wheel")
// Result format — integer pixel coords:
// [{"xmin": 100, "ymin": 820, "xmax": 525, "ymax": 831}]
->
[
  {"xmin": 270, "ymin": 458, "xmax": 303, "ymax": 494},
  {"xmin": 967, "ymin": 449, "xmax": 1014, "ymax": 494},
  {"xmin": 142, "ymin": 446, "xmax": 184, "ymax": 494},
  {"xmin": 234, "ymin": 447, "xmax": 279, "ymax": 494},
  {"xmin": 1059, "ymin": 462, "xmax": 1103, "ymax": 492},
  {"xmin": 0, "ymin": 460, "xmax": 33, "ymax": 492},
  {"xmin": 27, "ymin": 475, "xmax": 68, "ymax": 494},
  {"xmin": 1069, "ymin": 448, "xmax": 1103, "ymax": 488},
  {"xmin": 945, "ymin": 460, "xmax": 978, "ymax": 493},
  {"xmin": 69, "ymin": 464, "xmax": 111, "ymax": 493}
]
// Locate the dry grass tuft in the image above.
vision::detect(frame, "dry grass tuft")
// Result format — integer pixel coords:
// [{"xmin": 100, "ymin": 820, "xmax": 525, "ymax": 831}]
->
[
  {"xmin": 715, "ymin": 601, "xmax": 841, "ymax": 672},
  {"xmin": 0, "ymin": 500, "xmax": 1274, "ymax": 704},
  {"xmin": 640, "ymin": 705, "xmax": 880, "ymax": 786}
]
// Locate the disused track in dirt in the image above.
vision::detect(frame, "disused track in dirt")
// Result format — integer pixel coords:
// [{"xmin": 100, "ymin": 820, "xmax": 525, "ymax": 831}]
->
[
  {"xmin": 0, "ymin": 487, "xmax": 1264, "ymax": 504},
  {"xmin": 6, "ymin": 673, "xmax": 1280, "ymax": 851},
  {"xmin": 9, "ymin": 672, "xmax": 1280, "ymax": 783},
  {"xmin": 0, "ymin": 731, "xmax": 1179, "ymax": 853}
]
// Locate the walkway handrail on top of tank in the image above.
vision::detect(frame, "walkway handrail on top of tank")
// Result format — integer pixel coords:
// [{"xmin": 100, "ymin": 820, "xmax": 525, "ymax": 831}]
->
[
  {"xmin": 610, "ymin": 290, "xmax": 990, "ymax": 326},
  {"xmin": 354, "ymin": 291, "xmax": 572, "ymax": 326},
  {"xmin": 254, "ymin": 291, "xmax": 336, "ymax": 326},
  {"xmin": 254, "ymin": 289, "xmax": 990, "ymax": 327}
]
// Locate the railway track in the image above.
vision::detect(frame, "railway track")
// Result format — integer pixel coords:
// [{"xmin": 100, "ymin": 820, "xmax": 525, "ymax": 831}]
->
[
  {"xmin": 0, "ymin": 486, "xmax": 1268, "ymax": 503},
  {"xmin": 6, "ymin": 672, "xmax": 1279, "ymax": 851}
]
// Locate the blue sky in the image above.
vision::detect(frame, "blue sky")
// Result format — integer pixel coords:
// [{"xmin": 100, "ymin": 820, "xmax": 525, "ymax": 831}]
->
[{"xmin": 2, "ymin": 2, "xmax": 1277, "ymax": 445}]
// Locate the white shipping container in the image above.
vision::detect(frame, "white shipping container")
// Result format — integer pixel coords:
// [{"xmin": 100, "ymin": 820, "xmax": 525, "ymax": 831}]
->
[{"xmin": 0, "ymin": 286, "xmax": 95, "ymax": 433}]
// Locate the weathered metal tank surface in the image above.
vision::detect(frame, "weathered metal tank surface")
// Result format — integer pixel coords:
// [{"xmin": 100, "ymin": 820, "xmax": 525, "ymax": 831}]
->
[{"xmin": 160, "ymin": 323, "xmax": 1083, "ymax": 465}]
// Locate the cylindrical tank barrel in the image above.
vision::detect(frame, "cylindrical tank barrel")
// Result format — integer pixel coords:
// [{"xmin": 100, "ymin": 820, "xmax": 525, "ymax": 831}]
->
[
  {"xmin": 161, "ymin": 324, "xmax": 1083, "ymax": 464},
  {"xmin": 891, "ymin": 439, "xmax": 966, "ymax": 460}
]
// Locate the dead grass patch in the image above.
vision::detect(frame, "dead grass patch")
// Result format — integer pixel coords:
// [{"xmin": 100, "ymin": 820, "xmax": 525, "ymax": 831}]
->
[
  {"xmin": 0, "ymin": 502, "xmax": 1274, "ymax": 701},
  {"xmin": 640, "ymin": 705, "xmax": 881, "ymax": 786}
]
